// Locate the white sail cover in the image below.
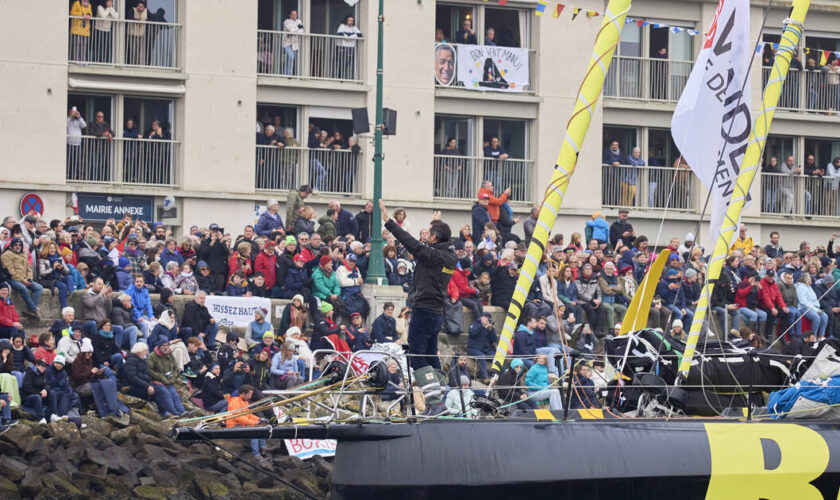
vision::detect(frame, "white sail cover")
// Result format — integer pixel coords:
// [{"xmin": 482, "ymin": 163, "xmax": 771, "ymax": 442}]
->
[{"xmin": 671, "ymin": 0, "xmax": 752, "ymax": 239}]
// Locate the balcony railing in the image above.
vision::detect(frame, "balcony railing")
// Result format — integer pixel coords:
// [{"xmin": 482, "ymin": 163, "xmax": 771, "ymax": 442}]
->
[
  {"xmin": 762, "ymin": 68, "xmax": 840, "ymax": 114},
  {"xmin": 604, "ymin": 56, "xmax": 693, "ymax": 103},
  {"xmin": 256, "ymin": 146, "xmax": 361, "ymax": 195},
  {"xmin": 761, "ymin": 172, "xmax": 840, "ymax": 218},
  {"xmin": 68, "ymin": 16, "xmax": 181, "ymax": 69},
  {"xmin": 602, "ymin": 164, "xmax": 695, "ymax": 211},
  {"xmin": 257, "ymin": 31, "xmax": 363, "ymax": 82},
  {"xmin": 432, "ymin": 45, "xmax": 536, "ymax": 94},
  {"xmin": 66, "ymin": 135, "xmax": 178, "ymax": 186},
  {"xmin": 433, "ymin": 155, "xmax": 533, "ymax": 202}
]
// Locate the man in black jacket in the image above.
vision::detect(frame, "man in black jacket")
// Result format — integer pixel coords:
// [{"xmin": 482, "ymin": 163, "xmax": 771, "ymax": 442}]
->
[
  {"xmin": 380, "ymin": 200, "xmax": 457, "ymax": 370},
  {"xmin": 355, "ymin": 200, "xmax": 373, "ymax": 242},
  {"xmin": 181, "ymin": 291, "xmax": 219, "ymax": 349},
  {"xmin": 199, "ymin": 224, "xmax": 230, "ymax": 292},
  {"xmin": 609, "ymin": 209, "xmax": 635, "ymax": 249},
  {"xmin": 21, "ymin": 359, "xmax": 50, "ymax": 423},
  {"xmin": 329, "ymin": 200, "xmax": 359, "ymax": 239}
]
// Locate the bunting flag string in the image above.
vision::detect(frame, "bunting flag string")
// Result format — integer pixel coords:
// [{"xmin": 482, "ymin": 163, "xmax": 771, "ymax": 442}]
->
[
  {"xmin": 530, "ymin": 2, "xmax": 702, "ymax": 38},
  {"xmin": 758, "ymin": 44, "xmax": 840, "ymax": 65}
]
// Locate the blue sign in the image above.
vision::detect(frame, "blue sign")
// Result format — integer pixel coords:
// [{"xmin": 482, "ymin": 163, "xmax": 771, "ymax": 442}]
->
[{"xmin": 76, "ymin": 194, "xmax": 154, "ymax": 222}]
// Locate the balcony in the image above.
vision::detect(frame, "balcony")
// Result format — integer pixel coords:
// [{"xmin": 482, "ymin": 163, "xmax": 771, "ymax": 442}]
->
[
  {"xmin": 68, "ymin": 17, "xmax": 181, "ymax": 70},
  {"xmin": 257, "ymin": 31, "xmax": 363, "ymax": 82},
  {"xmin": 256, "ymin": 146, "xmax": 361, "ymax": 195},
  {"xmin": 760, "ymin": 173, "xmax": 840, "ymax": 218},
  {"xmin": 433, "ymin": 156, "xmax": 533, "ymax": 202},
  {"xmin": 604, "ymin": 56, "xmax": 692, "ymax": 103},
  {"xmin": 763, "ymin": 68, "xmax": 840, "ymax": 114},
  {"xmin": 601, "ymin": 164, "xmax": 695, "ymax": 211},
  {"xmin": 66, "ymin": 136, "xmax": 178, "ymax": 186}
]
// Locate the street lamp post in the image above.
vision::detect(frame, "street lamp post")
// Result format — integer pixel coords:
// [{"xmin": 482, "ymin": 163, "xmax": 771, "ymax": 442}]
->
[{"xmin": 366, "ymin": 0, "xmax": 387, "ymax": 284}]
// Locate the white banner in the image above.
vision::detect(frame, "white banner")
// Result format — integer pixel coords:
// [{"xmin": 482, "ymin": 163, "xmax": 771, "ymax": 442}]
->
[
  {"xmin": 671, "ymin": 0, "xmax": 752, "ymax": 239},
  {"xmin": 284, "ymin": 439, "xmax": 337, "ymax": 459},
  {"xmin": 455, "ymin": 44, "xmax": 530, "ymax": 93},
  {"xmin": 204, "ymin": 295, "xmax": 272, "ymax": 327}
]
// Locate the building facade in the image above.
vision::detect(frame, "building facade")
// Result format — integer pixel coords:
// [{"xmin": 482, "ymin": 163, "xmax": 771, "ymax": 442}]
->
[{"xmin": 1, "ymin": 0, "xmax": 840, "ymax": 250}]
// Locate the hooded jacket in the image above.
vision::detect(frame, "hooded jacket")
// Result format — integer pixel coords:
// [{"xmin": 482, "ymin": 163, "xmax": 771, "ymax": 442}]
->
[
  {"xmin": 575, "ymin": 274, "xmax": 602, "ymax": 303},
  {"xmin": 311, "ymin": 266, "xmax": 341, "ymax": 300},
  {"xmin": 758, "ymin": 277, "xmax": 787, "ymax": 310},
  {"xmin": 513, "ymin": 325, "xmax": 536, "ymax": 356},
  {"xmin": 447, "ymin": 268, "xmax": 477, "ymax": 301},
  {"xmin": 126, "ymin": 284, "xmax": 153, "ymax": 320},
  {"xmin": 1, "ymin": 241, "xmax": 32, "ymax": 281},
  {"xmin": 201, "ymin": 371, "xmax": 225, "ymax": 408},
  {"xmin": 0, "ymin": 295, "xmax": 20, "ymax": 327},
  {"xmin": 468, "ymin": 319, "xmax": 497, "ymax": 353},
  {"xmin": 254, "ymin": 250, "xmax": 277, "ymax": 289},
  {"xmin": 316, "ymin": 216, "xmax": 337, "ymax": 239},
  {"xmin": 148, "ymin": 346, "xmax": 180, "ymax": 386},
  {"xmin": 22, "ymin": 364, "xmax": 48, "ymax": 397},
  {"xmin": 525, "ymin": 362, "xmax": 550, "ymax": 393},
  {"xmin": 121, "ymin": 352, "xmax": 152, "ymax": 393},
  {"xmin": 109, "ymin": 298, "xmax": 136, "ymax": 329}
]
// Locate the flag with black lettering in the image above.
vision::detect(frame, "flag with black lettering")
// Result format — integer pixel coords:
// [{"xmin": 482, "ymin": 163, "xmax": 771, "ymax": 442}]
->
[{"xmin": 671, "ymin": 0, "xmax": 752, "ymax": 239}]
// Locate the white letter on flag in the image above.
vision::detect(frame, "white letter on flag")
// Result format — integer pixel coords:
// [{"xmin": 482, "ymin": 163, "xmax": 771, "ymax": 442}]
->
[{"xmin": 671, "ymin": 0, "xmax": 752, "ymax": 241}]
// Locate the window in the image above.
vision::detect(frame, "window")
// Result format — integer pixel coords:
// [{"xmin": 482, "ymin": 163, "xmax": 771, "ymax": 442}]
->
[
  {"xmin": 434, "ymin": 115, "xmax": 473, "ymax": 155},
  {"xmin": 68, "ymin": 93, "xmax": 113, "ymax": 129},
  {"xmin": 310, "ymin": 0, "xmax": 357, "ymax": 35},
  {"xmin": 484, "ymin": 8, "xmax": 525, "ymax": 47},
  {"xmin": 647, "ymin": 128, "xmax": 679, "ymax": 167},
  {"xmin": 436, "ymin": 4, "xmax": 475, "ymax": 44},
  {"xmin": 764, "ymin": 135, "xmax": 796, "ymax": 165},
  {"xmin": 124, "ymin": 97, "xmax": 174, "ymax": 138},
  {"xmin": 257, "ymin": 105, "xmax": 299, "ymax": 138},
  {"xmin": 618, "ymin": 23, "xmax": 642, "ymax": 57},
  {"xmin": 805, "ymin": 138, "xmax": 840, "ymax": 168},
  {"xmin": 483, "ymin": 119, "xmax": 527, "ymax": 158},
  {"xmin": 258, "ymin": 0, "xmax": 300, "ymax": 30}
]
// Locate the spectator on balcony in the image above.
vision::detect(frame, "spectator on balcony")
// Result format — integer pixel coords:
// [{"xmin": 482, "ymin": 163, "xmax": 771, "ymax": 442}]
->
[
  {"xmin": 282, "ymin": 10, "xmax": 304, "ymax": 75},
  {"xmin": 825, "ymin": 58, "xmax": 840, "ymax": 113},
  {"xmin": 127, "ymin": 1, "xmax": 148, "ymax": 66},
  {"xmin": 651, "ymin": 47, "xmax": 668, "ymax": 100},
  {"xmin": 603, "ymin": 139, "xmax": 621, "ymax": 166},
  {"xmin": 70, "ymin": 0, "xmax": 93, "ymax": 62},
  {"xmin": 435, "ymin": 28, "xmax": 447, "ymax": 44},
  {"xmin": 455, "ymin": 19, "xmax": 477, "ymax": 45},
  {"xmin": 283, "ymin": 128, "xmax": 299, "ymax": 147},
  {"xmin": 94, "ymin": 0, "xmax": 118, "ymax": 63},
  {"xmin": 336, "ymin": 16, "xmax": 363, "ymax": 80},
  {"xmin": 307, "ymin": 127, "xmax": 328, "ymax": 190},
  {"xmin": 344, "ymin": 135, "xmax": 361, "ymax": 193},
  {"xmin": 483, "ymin": 137, "xmax": 509, "ymax": 189},
  {"xmin": 146, "ymin": 119, "xmax": 171, "ymax": 184},
  {"xmin": 256, "ymin": 199, "xmax": 284, "ymax": 237},
  {"xmin": 779, "ymin": 155, "xmax": 801, "ymax": 214},
  {"xmin": 803, "ymin": 153, "xmax": 823, "ymax": 214},
  {"xmin": 761, "ymin": 44, "xmax": 774, "ymax": 68},
  {"xmin": 439, "ymin": 137, "xmax": 464, "ymax": 198},
  {"xmin": 485, "ymin": 28, "xmax": 497, "ymax": 47},
  {"xmin": 66, "ymin": 108, "xmax": 87, "ymax": 179},
  {"xmin": 621, "ymin": 147, "xmax": 645, "ymax": 207}
]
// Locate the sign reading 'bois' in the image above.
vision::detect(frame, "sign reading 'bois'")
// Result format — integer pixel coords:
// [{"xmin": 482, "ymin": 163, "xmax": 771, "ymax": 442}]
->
[{"xmin": 76, "ymin": 194, "xmax": 154, "ymax": 222}]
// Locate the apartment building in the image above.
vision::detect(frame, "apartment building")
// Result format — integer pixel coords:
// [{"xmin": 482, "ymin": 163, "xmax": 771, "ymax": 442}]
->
[{"xmin": 1, "ymin": 0, "xmax": 839, "ymax": 250}]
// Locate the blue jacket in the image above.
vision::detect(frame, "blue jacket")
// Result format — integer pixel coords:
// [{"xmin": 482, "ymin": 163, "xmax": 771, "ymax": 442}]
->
[
  {"xmin": 371, "ymin": 314, "xmax": 397, "ymax": 343},
  {"xmin": 467, "ymin": 320, "xmax": 497, "ymax": 353},
  {"xmin": 336, "ymin": 208, "xmax": 358, "ymax": 239},
  {"xmin": 66, "ymin": 264, "xmax": 86, "ymax": 290},
  {"xmin": 513, "ymin": 325, "xmax": 536, "ymax": 356},
  {"xmin": 256, "ymin": 211, "xmax": 284, "ymax": 237},
  {"xmin": 471, "ymin": 203, "xmax": 492, "ymax": 242},
  {"xmin": 556, "ymin": 280, "xmax": 578, "ymax": 305},
  {"xmin": 270, "ymin": 352, "xmax": 299, "ymax": 377},
  {"xmin": 115, "ymin": 268, "xmax": 133, "ymax": 291},
  {"xmin": 282, "ymin": 267, "xmax": 308, "ymax": 295},
  {"xmin": 47, "ymin": 365, "xmax": 72, "ymax": 394},
  {"xmin": 249, "ymin": 319, "xmax": 273, "ymax": 343},
  {"xmin": 148, "ymin": 323, "xmax": 177, "ymax": 348},
  {"xmin": 126, "ymin": 285, "xmax": 153, "ymax": 320},
  {"xmin": 603, "ymin": 147, "xmax": 622, "ymax": 165},
  {"xmin": 586, "ymin": 217, "xmax": 610, "ymax": 243},
  {"xmin": 656, "ymin": 278, "xmax": 685, "ymax": 309},
  {"xmin": 525, "ymin": 363, "xmax": 549, "ymax": 393},
  {"xmin": 159, "ymin": 248, "xmax": 184, "ymax": 270}
]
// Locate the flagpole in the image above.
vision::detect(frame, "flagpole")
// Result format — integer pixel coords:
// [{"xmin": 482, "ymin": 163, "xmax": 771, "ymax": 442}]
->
[
  {"xmin": 678, "ymin": 0, "xmax": 810, "ymax": 379},
  {"xmin": 488, "ymin": 0, "xmax": 632, "ymax": 377}
]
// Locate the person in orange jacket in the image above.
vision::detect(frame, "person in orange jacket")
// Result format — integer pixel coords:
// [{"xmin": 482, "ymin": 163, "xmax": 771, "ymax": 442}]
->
[
  {"xmin": 226, "ymin": 384, "xmax": 271, "ymax": 467},
  {"xmin": 476, "ymin": 180, "xmax": 510, "ymax": 223}
]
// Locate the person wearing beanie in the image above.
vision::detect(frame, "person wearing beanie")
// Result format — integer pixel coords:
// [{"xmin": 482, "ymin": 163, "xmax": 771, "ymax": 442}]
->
[
  {"xmin": 311, "ymin": 255, "xmax": 341, "ymax": 313},
  {"xmin": 70, "ymin": 336, "xmax": 128, "ymax": 419},
  {"xmin": 272, "ymin": 236, "xmax": 299, "ymax": 297},
  {"xmin": 256, "ymin": 198, "xmax": 285, "ymax": 237},
  {"xmin": 9, "ymin": 332, "xmax": 34, "ymax": 387},
  {"xmin": 283, "ymin": 326, "xmax": 312, "ymax": 371},
  {"xmin": 217, "ymin": 331, "xmax": 243, "ymax": 376},
  {"xmin": 201, "ymin": 363, "xmax": 228, "ymax": 413},
  {"xmin": 249, "ymin": 327, "xmax": 280, "ymax": 359},
  {"xmin": 115, "ymin": 256, "xmax": 133, "ymax": 291},
  {"xmin": 195, "ymin": 260, "xmax": 216, "ymax": 295},
  {"xmin": 444, "ymin": 373, "xmax": 477, "ymax": 417},
  {"xmin": 147, "ymin": 338, "xmax": 186, "ymax": 417},
  {"xmin": 337, "ymin": 252, "xmax": 369, "ymax": 320},
  {"xmin": 279, "ymin": 253, "xmax": 310, "ymax": 299},
  {"xmin": 669, "ymin": 319, "xmax": 685, "ymax": 341},
  {"xmin": 1, "ymin": 237, "xmax": 44, "ymax": 319},
  {"xmin": 312, "ymin": 301, "xmax": 340, "ymax": 347},
  {"xmin": 279, "ymin": 294, "xmax": 307, "ymax": 333},
  {"xmin": 47, "ymin": 354, "xmax": 82, "ymax": 424}
]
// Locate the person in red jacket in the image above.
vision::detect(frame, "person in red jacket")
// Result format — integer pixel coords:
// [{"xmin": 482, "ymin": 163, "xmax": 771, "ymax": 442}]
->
[
  {"xmin": 447, "ymin": 257, "xmax": 483, "ymax": 321},
  {"xmin": 734, "ymin": 273, "xmax": 767, "ymax": 332},
  {"xmin": 0, "ymin": 282, "xmax": 25, "ymax": 339},
  {"xmin": 254, "ymin": 241, "xmax": 278, "ymax": 290},
  {"xmin": 758, "ymin": 270, "xmax": 791, "ymax": 341},
  {"xmin": 476, "ymin": 180, "xmax": 510, "ymax": 223}
]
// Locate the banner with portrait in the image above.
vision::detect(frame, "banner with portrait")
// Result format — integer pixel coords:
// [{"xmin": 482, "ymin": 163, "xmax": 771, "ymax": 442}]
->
[
  {"xmin": 434, "ymin": 43, "xmax": 457, "ymax": 86},
  {"xmin": 454, "ymin": 44, "xmax": 530, "ymax": 93}
]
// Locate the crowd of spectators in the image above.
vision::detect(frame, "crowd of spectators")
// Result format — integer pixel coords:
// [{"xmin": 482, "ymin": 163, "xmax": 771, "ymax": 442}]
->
[{"xmin": 2, "ymin": 179, "xmax": 839, "ymax": 431}]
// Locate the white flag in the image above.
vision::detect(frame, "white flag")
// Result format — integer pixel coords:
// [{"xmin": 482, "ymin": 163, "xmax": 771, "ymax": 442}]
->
[{"xmin": 671, "ymin": 0, "xmax": 752, "ymax": 240}]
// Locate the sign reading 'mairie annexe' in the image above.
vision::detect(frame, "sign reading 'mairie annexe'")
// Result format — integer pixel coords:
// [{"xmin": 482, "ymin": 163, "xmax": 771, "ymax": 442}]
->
[{"xmin": 76, "ymin": 194, "xmax": 154, "ymax": 222}]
